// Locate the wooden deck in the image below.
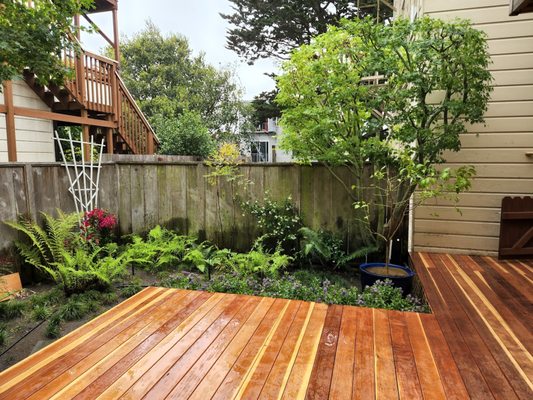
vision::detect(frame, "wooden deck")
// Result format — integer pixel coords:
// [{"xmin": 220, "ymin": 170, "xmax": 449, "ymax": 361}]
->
[
  {"xmin": 0, "ymin": 253, "xmax": 531, "ymax": 399},
  {"xmin": 412, "ymin": 253, "xmax": 533, "ymax": 400}
]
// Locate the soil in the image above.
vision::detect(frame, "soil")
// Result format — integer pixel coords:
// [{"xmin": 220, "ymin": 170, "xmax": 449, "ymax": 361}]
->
[{"xmin": 365, "ymin": 266, "xmax": 410, "ymax": 277}]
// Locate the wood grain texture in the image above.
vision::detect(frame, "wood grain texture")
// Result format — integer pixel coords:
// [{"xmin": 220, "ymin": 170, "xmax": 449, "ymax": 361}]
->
[{"xmin": 1, "ymin": 255, "xmax": 531, "ymax": 400}]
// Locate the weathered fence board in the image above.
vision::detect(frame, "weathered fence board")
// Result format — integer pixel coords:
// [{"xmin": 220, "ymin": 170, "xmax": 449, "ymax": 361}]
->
[{"xmin": 0, "ymin": 162, "xmax": 364, "ymax": 253}]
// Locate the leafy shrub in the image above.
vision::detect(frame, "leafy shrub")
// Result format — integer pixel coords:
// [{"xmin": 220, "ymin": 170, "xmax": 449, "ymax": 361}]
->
[
  {"xmin": 299, "ymin": 227, "xmax": 377, "ymax": 269},
  {"xmin": 43, "ymin": 245, "xmax": 127, "ymax": 295},
  {"xmin": 154, "ymin": 111, "xmax": 216, "ymax": 158},
  {"xmin": 0, "ymin": 299, "xmax": 27, "ymax": 320},
  {"xmin": 80, "ymin": 208, "xmax": 117, "ymax": 246},
  {"xmin": 242, "ymin": 195, "xmax": 303, "ymax": 254},
  {"xmin": 124, "ymin": 226, "xmax": 196, "ymax": 271},
  {"xmin": 5, "ymin": 210, "xmax": 79, "ymax": 272},
  {"xmin": 223, "ymin": 246, "xmax": 292, "ymax": 278}
]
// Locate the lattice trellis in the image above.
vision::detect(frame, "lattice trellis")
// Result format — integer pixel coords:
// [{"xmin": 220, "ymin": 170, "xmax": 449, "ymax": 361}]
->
[{"xmin": 54, "ymin": 130, "xmax": 105, "ymax": 218}]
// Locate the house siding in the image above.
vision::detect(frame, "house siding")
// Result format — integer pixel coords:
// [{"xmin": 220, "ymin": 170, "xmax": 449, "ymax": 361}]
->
[
  {"xmin": 396, "ymin": 0, "xmax": 533, "ymax": 256},
  {"xmin": 0, "ymin": 79, "xmax": 55, "ymax": 163}
]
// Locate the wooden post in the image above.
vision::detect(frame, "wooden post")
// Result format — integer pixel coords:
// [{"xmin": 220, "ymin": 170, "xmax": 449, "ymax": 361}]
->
[
  {"xmin": 112, "ymin": 8, "xmax": 121, "ymax": 66},
  {"xmin": 106, "ymin": 115, "xmax": 114, "ymax": 154},
  {"xmin": 81, "ymin": 109, "xmax": 91, "ymax": 160},
  {"xmin": 3, "ymin": 81, "xmax": 17, "ymax": 162},
  {"xmin": 74, "ymin": 14, "xmax": 81, "ymax": 40},
  {"xmin": 147, "ymin": 134, "xmax": 154, "ymax": 155}
]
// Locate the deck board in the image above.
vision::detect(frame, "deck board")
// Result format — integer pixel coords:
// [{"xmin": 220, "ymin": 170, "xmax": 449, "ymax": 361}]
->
[{"xmin": 0, "ymin": 253, "xmax": 531, "ymax": 399}]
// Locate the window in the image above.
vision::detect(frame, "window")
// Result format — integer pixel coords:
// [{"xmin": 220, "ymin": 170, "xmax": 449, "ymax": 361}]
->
[{"xmin": 251, "ymin": 141, "xmax": 269, "ymax": 162}]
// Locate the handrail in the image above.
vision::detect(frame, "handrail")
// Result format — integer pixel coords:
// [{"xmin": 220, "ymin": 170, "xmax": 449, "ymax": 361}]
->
[
  {"xmin": 116, "ymin": 71, "xmax": 159, "ymax": 154},
  {"xmin": 84, "ymin": 50, "xmax": 119, "ymax": 66},
  {"xmin": 115, "ymin": 73, "xmax": 158, "ymax": 143}
]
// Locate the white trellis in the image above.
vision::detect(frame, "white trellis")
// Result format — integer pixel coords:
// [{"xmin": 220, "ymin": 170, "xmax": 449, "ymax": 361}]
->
[{"xmin": 54, "ymin": 130, "xmax": 105, "ymax": 218}]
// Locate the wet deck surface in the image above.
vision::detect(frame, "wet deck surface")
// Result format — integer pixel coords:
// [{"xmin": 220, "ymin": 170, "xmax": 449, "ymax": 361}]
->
[
  {"xmin": 0, "ymin": 253, "xmax": 531, "ymax": 399},
  {"xmin": 412, "ymin": 253, "xmax": 532, "ymax": 400}
]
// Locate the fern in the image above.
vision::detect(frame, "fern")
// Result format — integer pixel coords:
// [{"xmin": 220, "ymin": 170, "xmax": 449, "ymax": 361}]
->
[{"xmin": 5, "ymin": 211, "xmax": 79, "ymax": 271}]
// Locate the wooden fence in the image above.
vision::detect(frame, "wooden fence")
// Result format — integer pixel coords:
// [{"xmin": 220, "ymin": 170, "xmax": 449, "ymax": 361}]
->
[{"xmin": 0, "ymin": 162, "xmax": 363, "ymax": 254}]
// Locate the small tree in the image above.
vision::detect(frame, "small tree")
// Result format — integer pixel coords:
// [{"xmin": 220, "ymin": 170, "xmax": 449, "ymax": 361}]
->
[
  {"xmin": 277, "ymin": 17, "xmax": 492, "ymax": 263},
  {"xmin": 153, "ymin": 111, "xmax": 215, "ymax": 157},
  {"xmin": 0, "ymin": 0, "xmax": 94, "ymax": 88}
]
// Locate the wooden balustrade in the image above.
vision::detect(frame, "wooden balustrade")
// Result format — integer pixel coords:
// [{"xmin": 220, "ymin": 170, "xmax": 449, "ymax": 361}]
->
[
  {"xmin": 117, "ymin": 73, "xmax": 157, "ymax": 154},
  {"xmin": 60, "ymin": 45, "xmax": 157, "ymax": 154}
]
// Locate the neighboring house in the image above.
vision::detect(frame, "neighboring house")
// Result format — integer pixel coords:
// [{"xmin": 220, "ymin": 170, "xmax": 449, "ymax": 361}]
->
[
  {"xmin": 249, "ymin": 118, "xmax": 293, "ymax": 163},
  {"xmin": 0, "ymin": 0, "xmax": 158, "ymax": 163},
  {"xmin": 395, "ymin": 0, "xmax": 533, "ymax": 256}
]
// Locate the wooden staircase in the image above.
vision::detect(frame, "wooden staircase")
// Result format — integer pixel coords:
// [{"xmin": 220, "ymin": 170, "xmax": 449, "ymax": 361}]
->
[{"xmin": 23, "ymin": 46, "xmax": 158, "ymax": 155}]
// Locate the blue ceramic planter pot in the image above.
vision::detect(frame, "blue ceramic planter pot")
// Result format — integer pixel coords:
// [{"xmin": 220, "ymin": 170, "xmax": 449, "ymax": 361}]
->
[{"xmin": 360, "ymin": 262, "xmax": 415, "ymax": 295}]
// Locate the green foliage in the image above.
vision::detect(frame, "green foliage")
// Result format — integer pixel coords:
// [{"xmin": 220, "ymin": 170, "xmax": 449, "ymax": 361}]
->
[
  {"xmin": 299, "ymin": 228, "xmax": 377, "ymax": 268},
  {"xmin": 113, "ymin": 21, "xmax": 251, "ymax": 141},
  {"xmin": 0, "ymin": 324, "xmax": 6, "ymax": 346},
  {"xmin": 357, "ymin": 279, "xmax": 428, "ymax": 312},
  {"xmin": 0, "ymin": 0, "xmax": 94, "ymax": 86},
  {"xmin": 153, "ymin": 111, "xmax": 215, "ymax": 157},
  {"xmin": 29, "ymin": 288, "xmax": 64, "ymax": 308},
  {"xmin": 120, "ymin": 280, "xmax": 143, "ymax": 298},
  {"xmin": 164, "ymin": 268, "xmax": 426, "ymax": 311},
  {"xmin": 222, "ymin": 0, "xmax": 392, "ymax": 63},
  {"xmin": 43, "ymin": 244, "xmax": 127, "ymax": 295},
  {"xmin": 60, "ymin": 298, "xmax": 90, "ymax": 321},
  {"xmin": 251, "ymin": 90, "xmax": 281, "ymax": 127},
  {"xmin": 45, "ymin": 314, "xmax": 62, "ymax": 338},
  {"xmin": 31, "ymin": 305, "xmax": 52, "ymax": 322},
  {"xmin": 242, "ymin": 195, "xmax": 303, "ymax": 254},
  {"xmin": 123, "ymin": 226, "xmax": 196, "ymax": 271},
  {"xmin": 277, "ymin": 17, "xmax": 492, "ymax": 254},
  {"xmin": 0, "ymin": 299, "xmax": 27, "ymax": 321},
  {"xmin": 5, "ymin": 211, "xmax": 79, "ymax": 272},
  {"xmin": 223, "ymin": 246, "xmax": 292, "ymax": 278}
]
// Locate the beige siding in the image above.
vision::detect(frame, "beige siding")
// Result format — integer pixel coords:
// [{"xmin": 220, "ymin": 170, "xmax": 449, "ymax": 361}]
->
[
  {"xmin": 396, "ymin": 0, "xmax": 533, "ymax": 256},
  {"xmin": 0, "ymin": 79, "xmax": 55, "ymax": 162}
]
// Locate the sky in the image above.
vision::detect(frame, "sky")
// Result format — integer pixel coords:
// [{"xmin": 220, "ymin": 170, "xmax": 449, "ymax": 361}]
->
[{"xmin": 81, "ymin": 0, "xmax": 278, "ymax": 100}]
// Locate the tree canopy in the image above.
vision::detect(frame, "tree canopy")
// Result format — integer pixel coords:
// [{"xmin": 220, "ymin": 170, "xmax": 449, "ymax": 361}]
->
[
  {"xmin": 0, "ymin": 0, "xmax": 94, "ymax": 88},
  {"xmin": 277, "ymin": 17, "xmax": 492, "ymax": 251},
  {"xmin": 250, "ymin": 90, "xmax": 282, "ymax": 127},
  {"xmin": 114, "ymin": 21, "xmax": 252, "ymax": 154},
  {"xmin": 221, "ymin": 0, "xmax": 392, "ymax": 63}
]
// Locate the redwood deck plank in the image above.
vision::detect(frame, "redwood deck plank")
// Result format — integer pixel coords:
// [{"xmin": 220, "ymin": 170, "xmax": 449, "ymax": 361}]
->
[
  {"xmin": 1, "ymin": 252, "xmax": 531, "ymax": 400},
  {"xmin": 352, "ymin": 303, "xmax": 375, "ymax": 400},
  {"xmin": 281, "ymin": 302, "xmax": 328, "ymax": 399},
  {"xmin": 413, "ymin": 253, "xmax": 495, "ymax": 399},
  {"xmin": 165, "ymin": 296, "xmax": 265, "ymax": 399},
  {"xmin": 328, "ymin": 306, "xmax": 358, "ymax": 400},
  {"xmin": 237, "ymin": 300, "xmax": 302, "ymax": 399},
  {"xmin": 0, "ymin": 286, "xmax": 163, "ymax": 387},
  {"xmin": 122, "ymin": 293, "xmax": 245, "ymax": 399},
  {"xmin": 305, "ymin": 304, "xmax": 343, "ymax": 400},
  {"xmin": 417, "ymin": 252, "xmax": 533, "ymax": 400},
  {"xmin": 186, "ymin": 297, "xmax": 277, "ymax": 400},
  {"xmin": 258, "ymin": 301, "xmax": 312, "ymax": 399},
  {"xmin": 374, "ymin": 308, "xmax": 399, "ymax": 400},
  {"xmin": 389, "ymin": 311, "xmax": 424, "ymax": 400},
  {"xmin": 210, "ymin": 298, "xmax": 289, "ymax": 400}
]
